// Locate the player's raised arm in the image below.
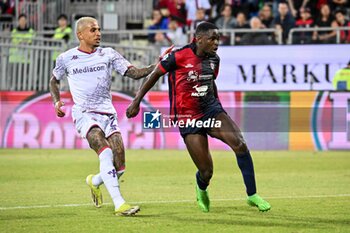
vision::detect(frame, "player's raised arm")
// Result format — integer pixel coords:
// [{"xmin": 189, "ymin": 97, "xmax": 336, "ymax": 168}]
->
[
  {"xmin": 126, "ymin": 66, "xmax": 165, "ymax": 118},
  {"xmin": 124, "ymin": 64, "xmax": 156, "ymax": 80},
  {"xmin": 49, "ymin": 75, "xmax": 65, "ymax": 117},
  {"xmin": 124, "ymin": 45, "xmax": 174, "ymax": 80}
]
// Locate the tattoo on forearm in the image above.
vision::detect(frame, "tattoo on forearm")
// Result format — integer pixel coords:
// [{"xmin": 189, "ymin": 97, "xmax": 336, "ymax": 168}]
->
[
  {"xmin": 49, "ymin": 76, "xmax": 61, "ymax": 104},
  {"xmin": 125, "ymin": 64, "xmax": 156, "ymax": 80}
]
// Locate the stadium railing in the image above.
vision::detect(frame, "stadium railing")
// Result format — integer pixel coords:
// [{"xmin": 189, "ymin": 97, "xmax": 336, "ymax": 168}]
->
[
  {"xmin": 213, "ymin": 28, "xmax": 282, "ymax": 45},
  {"xmin": 0, "ymin": 36, "xmax": 65, "ymax": 91},
  {"xmin": 287, "ymin": 26, "xmax": 350, "ymax": 44},
  {"xmin": 0, "ymin": 36, "xmax": 160, "ymax": 92},
  {"xmin": 14, "ymin": 0, "xmax": 152, "ymax": 30},
  {"xmin": 34, "ymin": 29, "xmax": 283, "ymax": 46}
]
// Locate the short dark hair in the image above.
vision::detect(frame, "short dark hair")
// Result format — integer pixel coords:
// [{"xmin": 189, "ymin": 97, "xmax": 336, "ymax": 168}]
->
[
  {"xmin": 335, "ymin": 9, "xmax": 346, "ymax": 15},
  {"xmin": 195, "ymin": 22, "xmax": 218, "ymax": 36},
  {"xmin": 57, "ymin": 14, "xmax": 68, "ymax": 21},
  {"xmin": 18, "ymin": 14, "xmax": 27, "ymax": 20}
]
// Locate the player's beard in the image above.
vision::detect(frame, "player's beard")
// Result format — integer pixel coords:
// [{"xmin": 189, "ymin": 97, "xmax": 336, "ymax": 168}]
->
[{"xmin": 93, "ymin": 41, "xmax": 100, "ymax": 48}]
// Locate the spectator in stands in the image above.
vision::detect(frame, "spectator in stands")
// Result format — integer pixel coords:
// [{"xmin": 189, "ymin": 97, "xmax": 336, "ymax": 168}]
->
[
  {"xmin": 53, "ymin": 14, "xmax": 72, "ymax": 43},
  {"xmin": 154, "ymin": 31, "xmax": 172, "ymax": 46},
  {"xmin": 0, "ymin": 0, "xmax": 13, "ymax": 32},
  {"xmin": 229, "ymin": 0, "xmax": 258, "ymax": 18},
  {"xmin": 240, "ymin": 17, "xmax": 274, "ymax": 45},
  {"xmin": 208, "ymin": 0, "xmax": 226, "ymax": 21},
  {"xmin": 215, "ymin": 4, "xmax": 236, "ymax": 30},
  {"xmin": 234, "ymin": 11, "xmax": 250, "ymax": 45},
  {"xmin": 185, "ymin": 0, "xmax": 211, "ymax": 23},
  {"xmin": 272, "ymin": 0, "xmax": 284, "ymax": 17},
  {"xmin": 287, "ymin": 0, "xmax": 310, "ymax": 18},
  {"xmin": 259, "ymin": 3, "xmax": 274, "ymax": 28},
  {"xmin": 334, "ymin": 9, "xmax": 350, "ymax": 43},
  {"xmin": 191, "ymin": 8, "xmax": 207, "ymax": 30},
  {"xmin": 148, "ymin": 9, "xmax": 169, "ymax": 43},
  {"xmin": 1, "ymin": 0, "xmax": 14, "ymax": 15},
  {"xmin": 312, "ymin": 4, "xmax": 337, "ymax": 44},
  {"xmin": 272, "ymin": 2, "xmax": 295, "ymax": 44},
  {"xmin": 293, "ymin": 7, "xmax": 314, "ymax": 44},
  {"xmin": 157, "ymin": 0, "xmax": 187, "ymax": 26},
  {"xmin": 0, "ymin": 1, "xmax": 6, "ymax": 14},
  {"xmin": 329, "ymin": 0, "xmax": 350, "ymax": 11},
  {"xmin": 166, "ymin": 18, "xmax": 187, "ymax": 46},
  {"xmin": 52, "ymin": 14, "xmax": 72, "ymax": 61},
  {"xmin": 10, "ymin": 13, "xmax": 35, "ymax": 63},
  {"xmin": 332, "ymin": 60, "xmax": 350, "ymax": 90},
  {"xmin": 215, "ymin": 4, "xmax": 236, "ymax": 45},
  {"xmin": 9, "ymin": 13, "xmax": 35, "ymax": 90}
]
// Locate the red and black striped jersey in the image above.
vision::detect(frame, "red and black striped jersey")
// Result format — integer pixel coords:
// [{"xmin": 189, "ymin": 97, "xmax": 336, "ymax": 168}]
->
[{"xmin": 159, "ymin": 43, "xmax": 221, "ymax": 121}]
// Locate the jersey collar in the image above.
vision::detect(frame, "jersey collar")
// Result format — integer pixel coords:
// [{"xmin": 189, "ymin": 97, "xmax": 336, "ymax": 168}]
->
[{"xmin": 77, "ymin": 47, "xmax": 98, "ymax": 54}]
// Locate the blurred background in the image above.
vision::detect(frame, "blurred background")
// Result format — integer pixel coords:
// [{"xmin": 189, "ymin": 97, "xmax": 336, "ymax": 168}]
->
[{"xmin": 0, "ymin": 0, "xmax": 349, "ymax": 151}]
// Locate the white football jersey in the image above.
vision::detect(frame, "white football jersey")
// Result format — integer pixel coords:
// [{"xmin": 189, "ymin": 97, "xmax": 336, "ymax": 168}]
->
[{"xmin": 53, "ymin": 47, "xmax": 131, "ymax": 114}]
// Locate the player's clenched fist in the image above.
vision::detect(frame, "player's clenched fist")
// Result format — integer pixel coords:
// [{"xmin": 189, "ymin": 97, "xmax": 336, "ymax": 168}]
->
[
  {"xmin": 54, "ymin": 100, "xmax": 66, "ymax": 117},
  {"xmin": 126, "ymin": 101, "xmax": 140, "ymax": 118}
]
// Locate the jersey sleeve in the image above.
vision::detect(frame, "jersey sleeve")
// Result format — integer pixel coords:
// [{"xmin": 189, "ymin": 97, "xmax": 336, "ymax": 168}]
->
[
  {"xmin": 111, "ymin": 49, "xmax": 132, "ymax": 76},
  {"xmin": 158, "ymin": 51, "xmax": 176, "ymax": 73},
  {"xmin": 52, "ymin": 54, "xmax": 66, "ymax": 80}
]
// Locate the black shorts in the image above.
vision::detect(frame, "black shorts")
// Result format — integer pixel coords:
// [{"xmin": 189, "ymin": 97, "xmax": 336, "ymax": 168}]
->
[{"xmin": 179, "ymin": 105, "xmax": 225, "ymax": 138}]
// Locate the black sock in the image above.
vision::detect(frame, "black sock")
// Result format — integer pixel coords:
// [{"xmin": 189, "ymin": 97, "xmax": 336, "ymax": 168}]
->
[
  {"xmin": 236, "ymin": 151, "xmax": 256, "ymax": 196},
  {"xmin": 196, "ymin": 171, "xmax": 209, "ymax": 191}
]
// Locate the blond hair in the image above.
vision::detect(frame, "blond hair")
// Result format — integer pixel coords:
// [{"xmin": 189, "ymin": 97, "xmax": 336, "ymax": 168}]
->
[{"xmin": 75, "ymin": 17, "xmax": 97, "ymax": 39}]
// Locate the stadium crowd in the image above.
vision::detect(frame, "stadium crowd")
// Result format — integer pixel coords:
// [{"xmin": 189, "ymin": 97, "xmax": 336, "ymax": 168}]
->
[
  {"xmin": 0, "ymin": 0, "xmax": 349, "ymax": 46},
  {"xmin": 149, "ymin": 0, "xmax": 350, "ymax": 45}
]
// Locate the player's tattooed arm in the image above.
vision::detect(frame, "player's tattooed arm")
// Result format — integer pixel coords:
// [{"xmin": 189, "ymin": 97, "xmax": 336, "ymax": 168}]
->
[
  {"xmin": 50, "ymin": 76, "xmax": 61, "ymax": 104},
  {"xmin": 49, "ymin": 76, "xmax": 65, "ymax": 117},
  {"xmin": 125, "ymin": 45, "xmax": 174, "ymax": 80},
  {"xmin": 126, "ymin": 66, "xmax": 165, "ymax": 118},
  {"xmin": 124, "ymin": 64, "xmax": 156, "ymax": 80}
]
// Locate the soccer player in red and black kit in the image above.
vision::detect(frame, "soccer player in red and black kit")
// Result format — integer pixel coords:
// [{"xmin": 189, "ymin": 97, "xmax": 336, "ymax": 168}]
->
[{"xmin": 127, "ymin": 22, "xmax": 271, "ymax": 212}]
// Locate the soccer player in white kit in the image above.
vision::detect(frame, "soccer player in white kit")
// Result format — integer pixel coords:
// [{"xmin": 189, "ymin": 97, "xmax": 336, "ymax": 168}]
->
[{"xmin": 49, "ymin": 17, "xmax": 170, "ymax": 216}]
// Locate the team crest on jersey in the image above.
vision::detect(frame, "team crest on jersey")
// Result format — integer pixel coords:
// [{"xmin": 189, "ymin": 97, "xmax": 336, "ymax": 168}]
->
[
  {"xmin": 210, "ymin": 63, "xmax": 215, "ymax": 70},
  {"xmin": 98, "ymin": 48, "xmax": 105, "ymax": 56},
  {"xmin": 187, "ymin": 70, "xmax": 198, "ymax": 82}
]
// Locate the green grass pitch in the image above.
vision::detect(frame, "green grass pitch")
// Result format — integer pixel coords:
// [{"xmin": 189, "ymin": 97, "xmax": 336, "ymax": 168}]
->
[{"xmin": 0, "ymin": 149, "xmax": 349, "ymax": 233}]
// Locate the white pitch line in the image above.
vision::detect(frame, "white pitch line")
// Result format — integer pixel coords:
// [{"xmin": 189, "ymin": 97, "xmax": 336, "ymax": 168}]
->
[{"xmin": 0, "ymin": 194, "xmax": 349, "ymax": 211}]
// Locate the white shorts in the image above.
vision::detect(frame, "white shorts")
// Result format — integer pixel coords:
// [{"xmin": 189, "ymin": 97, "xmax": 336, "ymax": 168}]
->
[{"xmin": 72, "ymin": 110, "xmax": 120, "ymax": 139}]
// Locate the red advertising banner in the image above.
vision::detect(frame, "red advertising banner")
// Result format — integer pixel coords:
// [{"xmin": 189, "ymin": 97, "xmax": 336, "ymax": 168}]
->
[{"xmin": 1, "ymin": 91, "xmax": 349, "ymax": 151}]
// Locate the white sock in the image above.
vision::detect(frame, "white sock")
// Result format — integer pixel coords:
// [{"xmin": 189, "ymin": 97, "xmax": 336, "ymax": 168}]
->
[
  {"xmin": 92, "ymin": 173, "xmax": 103, "ymax": 187},
  {"xmin": 99, "ymin": 147, "xmax": 125, "ymax": 209}
]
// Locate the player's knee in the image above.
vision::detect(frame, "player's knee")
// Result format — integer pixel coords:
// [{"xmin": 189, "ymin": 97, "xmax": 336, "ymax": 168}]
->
[
  {"xmin": 234, "ymin": 140, "xmax": 249, "ymax": 155},
  {"xmin": 87, "ymin": 127, "xmax": 108, "ymax": 152}
]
